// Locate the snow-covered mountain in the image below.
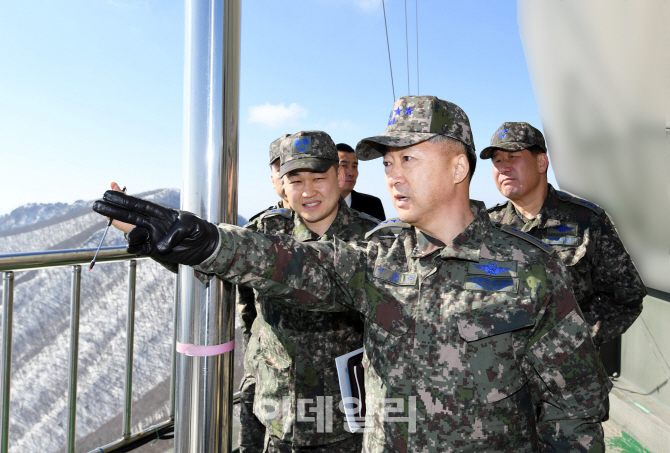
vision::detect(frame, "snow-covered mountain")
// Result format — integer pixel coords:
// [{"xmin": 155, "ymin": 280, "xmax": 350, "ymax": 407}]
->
[{"xmin": 0, "ymin": 189, "xmax": 246, "ymax": 453}]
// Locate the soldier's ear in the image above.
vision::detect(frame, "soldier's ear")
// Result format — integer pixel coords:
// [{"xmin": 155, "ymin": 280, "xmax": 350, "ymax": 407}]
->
[
  {"xmin": 537, "ymin": 153, "xmax": 549, "ymax": 174},
  {"xmin": 337, "ymin": 165, "xmax": 345, "ymax": 188},
  {"xmin": 453, "ymin": 152, "xmax": 469, "ymax": 185}
]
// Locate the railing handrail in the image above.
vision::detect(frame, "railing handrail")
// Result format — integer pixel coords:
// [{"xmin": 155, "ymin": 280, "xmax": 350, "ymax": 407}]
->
[
  {"xmin": 0, "ymin": 246, "xmax": 140, "ymax": 272},
  {"xmin": 0, "ymin": 246, "xmax": 241, "ymax": 452},
  {"xmin": 1, "ymin": 247, "xmax": 169, "ymax": 453}
]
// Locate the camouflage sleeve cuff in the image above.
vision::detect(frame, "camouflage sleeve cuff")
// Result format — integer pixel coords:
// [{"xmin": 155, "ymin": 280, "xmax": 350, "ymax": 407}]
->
[{"xmin": 195, "ymin": 227, "xmax": 224, "ymax": 270}]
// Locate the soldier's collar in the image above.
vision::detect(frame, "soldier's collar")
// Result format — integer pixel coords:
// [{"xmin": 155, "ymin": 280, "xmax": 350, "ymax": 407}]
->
[
  {"xmin": 414, "ymin": 231, "xmax": 445, "ymax": 257},
  {"xmin": 532, "ymin": 184, "xmax": 563, "ymax": 229},
  {"xmin": 438, "ymin": 208, "xmax": 487, "ymax": 262},
  {"xmin": 411, "ymin": 202, "xmax": 486, "ymax": 261},
  {"xmin": 506, "ymin": 187, "xmax": 562, "ymax": 230}
]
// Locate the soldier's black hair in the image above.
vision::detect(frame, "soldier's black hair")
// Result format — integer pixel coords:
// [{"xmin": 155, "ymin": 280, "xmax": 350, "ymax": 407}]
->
[
  {"xmin": 528, "ymin": 145, "xmax": 547, "ymax": 157},
  {"xmin": 284, "ymin": 161, "xmax": 339, "ymax": 178},
  {"xmin": 336, "ymin": 143, "xmax": 355, "ymax": 154}
]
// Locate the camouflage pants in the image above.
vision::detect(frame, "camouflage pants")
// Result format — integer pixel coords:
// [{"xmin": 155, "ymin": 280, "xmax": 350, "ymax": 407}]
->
[
  {"xmin": 239, "ymin": 374, "xmax": 266, "ymax": 453},
  {"xmin": 263, "ymin": 432, "xmax": 363, "ymax": 453}
]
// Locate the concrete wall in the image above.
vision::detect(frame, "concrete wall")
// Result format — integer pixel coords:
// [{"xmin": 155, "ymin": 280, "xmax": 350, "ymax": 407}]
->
[{"xmin": 620, "ymin": 290, "xmax": 670, "ymax": 411}]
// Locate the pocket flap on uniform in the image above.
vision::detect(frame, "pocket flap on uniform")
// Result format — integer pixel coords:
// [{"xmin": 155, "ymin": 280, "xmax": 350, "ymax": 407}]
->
[{"xmin": 457, "ymin": 302, "xmax": 534, "ymax": 342}]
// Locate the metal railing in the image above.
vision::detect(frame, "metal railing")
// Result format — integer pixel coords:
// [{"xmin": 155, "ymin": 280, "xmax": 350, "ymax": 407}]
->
[{"xmin": 0, "ymin": 246, "xmax": 238, "ymax": 453}]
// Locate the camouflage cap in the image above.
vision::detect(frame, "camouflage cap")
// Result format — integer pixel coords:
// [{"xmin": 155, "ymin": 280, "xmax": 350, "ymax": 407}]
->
[
  {"xmin": 279, "ymin": 130, "xmax": 338, "ymax": 177},
  {"xmin": 269, "ymin": 133, "xmax": 292, "ymax": 164},
  {"xmin": 479, "ymin": 122, "xmax": 547, "ymax": 159},
  {"xmin": 355, "ymin": 95, "xmax": 475, "ymax": 161}
]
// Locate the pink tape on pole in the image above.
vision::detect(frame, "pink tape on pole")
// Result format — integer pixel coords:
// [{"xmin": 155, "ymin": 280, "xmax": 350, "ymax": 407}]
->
[{"xmin": 176, "ymin": 339, "xmax": 235, "ymax": 357}]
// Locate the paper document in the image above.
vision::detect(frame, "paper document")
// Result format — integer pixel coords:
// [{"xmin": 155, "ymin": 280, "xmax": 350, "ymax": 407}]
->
[{"xmin": 335, "ymin": 347, "xmax": 365, "ymax": 433}]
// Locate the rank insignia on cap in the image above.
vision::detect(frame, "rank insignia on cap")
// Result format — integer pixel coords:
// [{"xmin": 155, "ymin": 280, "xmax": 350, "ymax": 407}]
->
[{"xmin": 294, "ymin": 138, "xmax": 309, "ymax": 152}]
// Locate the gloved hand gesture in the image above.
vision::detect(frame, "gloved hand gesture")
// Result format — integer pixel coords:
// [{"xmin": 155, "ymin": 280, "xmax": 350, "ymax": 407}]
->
[{"xmin": 92, "ymin": 191, "xmax": 220, "ymax": 266}]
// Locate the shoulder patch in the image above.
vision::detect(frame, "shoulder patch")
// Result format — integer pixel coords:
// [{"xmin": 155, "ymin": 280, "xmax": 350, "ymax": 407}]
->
[
  {"xmin": 365, "ymin": 217, "xmax": 411, "ymax": 239},
  {"xmin": 568, "ymin": 197, "xmax": 604, "ymax": 216},
  {"xmin": 555, "ymin": 190, "xmax": 573, "ymax": 201},
  {"xmin": 498, "ymin": 224, "xmax": 554, "ymax": 255},
  {"xmin": 487, "ymin": 201, "xmax": 508, "ymax": 213},
  {"xmin": 556, "ymin": 190, "xmax": 605, "ymax": 215},
  {"xmin": 245, "ymin": 205, "xmax": 275, "ymax": 226},
  {"xmin": 259, "ymin": 208, "xmax": 293, "ymax": 222},
  {"xmin": 356, "ymin": 211, "xmax": 382, "ymax": 224}
]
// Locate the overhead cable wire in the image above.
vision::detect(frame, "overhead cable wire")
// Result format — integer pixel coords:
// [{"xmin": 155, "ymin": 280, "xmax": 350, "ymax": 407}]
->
[
  {"xmin": 404, "ymin": 0, "xmax": 410, "ymax": 95},
  {"xmin": 416, "ymin": 0, "xmax": 419, "ymax": 95},
  {"xmin": 382, "ymin": 0, "xmax": 396, "ymax": 102}
]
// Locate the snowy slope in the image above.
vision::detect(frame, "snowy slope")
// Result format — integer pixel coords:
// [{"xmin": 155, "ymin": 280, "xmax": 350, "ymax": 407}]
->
[{"xmin": 0, "ymin": 189, "xmax": 246, "ymax": 452}]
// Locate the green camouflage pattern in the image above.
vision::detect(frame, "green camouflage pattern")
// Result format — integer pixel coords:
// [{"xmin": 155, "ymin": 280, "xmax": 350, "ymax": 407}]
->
[
  {"xmin": 279, "ymin": 130, "xmax": 339, "ymax": 177},
  {"xmin": 480, "ymin": 121, "xmax": 547, "ymax": 159},
  {"xmin": 239, "ymin": 202, "xmax": 292, "ymax": 351},
  {"xmin": 264, "ymin": 431, "xmax": 364, "ymax": 453},
  {"xmin": 488, "ymin": 184, "xmax": 646, "ymax": 347},
  {"xmin": 270, "ymin": 134, "xmax": 292, "ymax": 164},
  {"xmin": 239, "ymin": 197, "xmax": 379, "ymax": 448},
  {"xmin": 238, "ymin": 202, "xmax": 293, "ymax": 453},
  {"xmin": 239, "ymin": 373, "xmax": 266, "ymax": 453},
  {"xmin": 355, "ymin": 96, "xmax": 474, "ymax": 161},
  {"xmin": 194, "ymin": 201, "xmax": 610, "ymax": 452}
]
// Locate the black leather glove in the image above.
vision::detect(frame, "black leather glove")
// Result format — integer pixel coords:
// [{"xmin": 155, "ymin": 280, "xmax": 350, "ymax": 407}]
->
[{"xmin": 92, "ymin": 190, "xmax": 220, "ymax": 266}]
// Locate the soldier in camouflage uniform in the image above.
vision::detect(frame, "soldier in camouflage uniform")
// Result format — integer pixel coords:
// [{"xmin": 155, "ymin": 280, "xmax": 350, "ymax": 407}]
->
[
  {"xmin": 94, "ymin": 96, "xmax": 611, "ymax": 452},
  {"xmin": 238, "ymin": 133, "xmax": 292, "ymax": 453},
  {"xmin": 241, "ymin": 130, "xmax": 383, "ymax": 452},
  {"xmin": 481, "ymin": 122, "xmax": 646, "ymax": 348}
]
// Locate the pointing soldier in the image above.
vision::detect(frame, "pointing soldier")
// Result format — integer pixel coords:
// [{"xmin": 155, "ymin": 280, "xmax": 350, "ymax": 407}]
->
[
  {"xmin": 481, "ymin": 122, "xmax": 646, "ymax": 349},
  {"xmin": 94, "ymin": 97, "xmax": 611, "ymax": 452}
]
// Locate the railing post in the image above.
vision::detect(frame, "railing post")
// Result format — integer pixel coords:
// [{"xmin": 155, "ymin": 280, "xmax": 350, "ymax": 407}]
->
[
  {"xmin": 176, "ymin": 0, "xmax": 240, "ymax": 451},
  {"xmin": 66, "ymin": 265, "xmax": 82, "ymax": 453},
  {"xmin": 1, "ymin": 272, "xmax": 14, "ymax": 453},
  {"xmin": 123, "ymin": 260, "xmax": 137, "ymax": 439}
]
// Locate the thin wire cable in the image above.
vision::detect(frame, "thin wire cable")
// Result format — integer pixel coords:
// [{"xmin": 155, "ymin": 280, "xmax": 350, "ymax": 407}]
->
[
  {"xmin": 404, "ymin": 0, "xmax": 410, "ymax": 95},
  {"xmin": 416, "ymin": 0, "xmax": 419, "ymax": 95},
  {"xmin": 382, "ymin": 0, "xmax": 396, "ymax": 102}
]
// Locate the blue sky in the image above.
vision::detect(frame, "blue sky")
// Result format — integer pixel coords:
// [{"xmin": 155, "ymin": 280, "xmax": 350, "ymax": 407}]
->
[{"xmin": 0, "ymin": 0, "xmax": 557, "ymax": 220}]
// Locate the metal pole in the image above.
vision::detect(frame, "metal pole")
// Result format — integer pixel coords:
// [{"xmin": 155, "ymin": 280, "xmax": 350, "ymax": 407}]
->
[
  {"xmin": 0, "ymin": 272, "xmax": 14, "ymax": 453},
  {"xmin": 170, "ymin": 273, "xmax": 179, "ymax": 421},
  {"xmin": 122, "ymin": 260, "xmax": 137, "ymax": 438},
  {"xmin": 176, "ymin": 0, "xmax": 240, "ymax": 452},
  {"xmin": 66, "ymin": 265, "xmax": 82, "ymax": 453}
]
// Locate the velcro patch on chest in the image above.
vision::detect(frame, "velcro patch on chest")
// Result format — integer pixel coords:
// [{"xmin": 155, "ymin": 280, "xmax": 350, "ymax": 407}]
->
[
  {"xmin": 465, "ymin": 259, "xmax": 519, "ymax": 292},
  {"xmin": 540, "ymin": 222, "xmax": 581, "ymax": 246},
  {"xmin": 469, "ymin": 259, "xmax": 517, "ymax": 276},
  {"xmin": 465, "ymin": 276, "xmax": 519, "ymax": 292},
  {"xmin": 373, "ymin": 266, "xmax": 418, "ymax": 286}
]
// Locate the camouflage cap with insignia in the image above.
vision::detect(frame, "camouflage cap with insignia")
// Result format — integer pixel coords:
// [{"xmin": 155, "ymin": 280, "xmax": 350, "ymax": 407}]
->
[
  {"xmin": 355, "ymin": 95, "xmax": 475, "ymax": 161},
  {"xmin": 279, "ymin": 130, "xmax": 338, "ymax": 177},
  {"xmin": 479, "ymin": 122, "xmax": 547, "ymax": 159},
  {"xmin": 269, "ymin": 133, "xmax": 291, "ymax": 164}
]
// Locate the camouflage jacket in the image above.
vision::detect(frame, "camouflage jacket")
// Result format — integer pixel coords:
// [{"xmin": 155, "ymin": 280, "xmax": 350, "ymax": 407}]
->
[
  {"xmin": 488, "ymin": 184, "xmax": 646, "ymax": 346},
  {"xmin": 239, "ymin": 197, "xmax": 382, "ymax": 446},
  {"xmin": 194, "ymin": 201, "xmax": 610, "ymax": 453}
]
